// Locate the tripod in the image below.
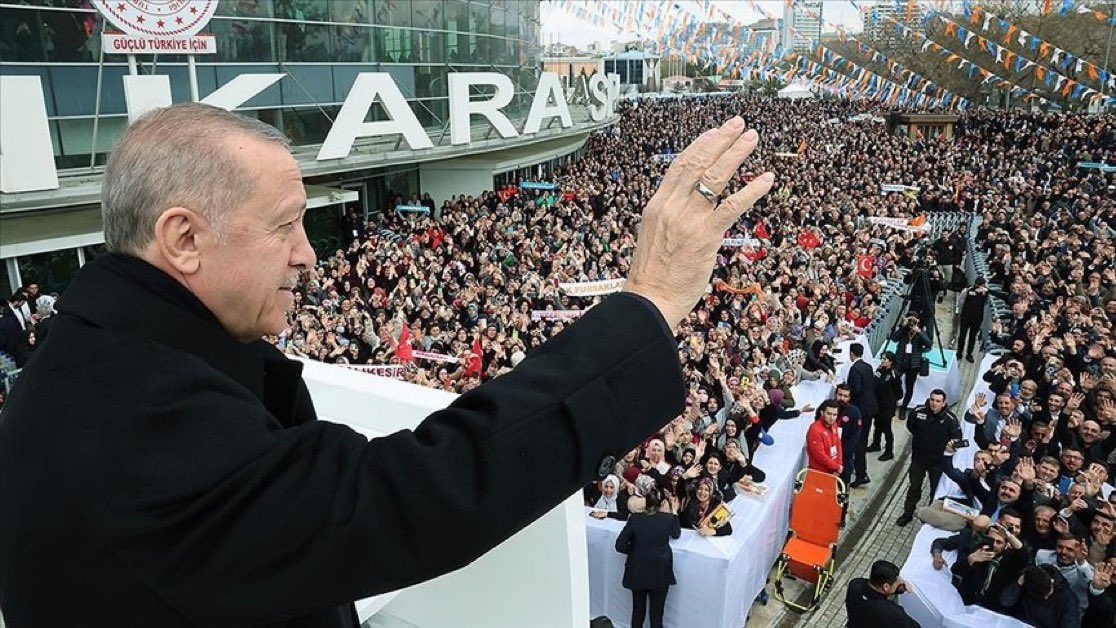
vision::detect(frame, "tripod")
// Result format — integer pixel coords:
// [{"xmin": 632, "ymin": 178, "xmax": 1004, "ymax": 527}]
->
[{"xmin": 886, "ymin": 267, "xmax": 948, "ymax": 369}]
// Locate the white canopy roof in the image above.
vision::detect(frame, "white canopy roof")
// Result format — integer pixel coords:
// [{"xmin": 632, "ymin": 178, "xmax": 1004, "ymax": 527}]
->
[{"xmin": 777, "ymin": 82, "xmax": 814, "ymax": 100}]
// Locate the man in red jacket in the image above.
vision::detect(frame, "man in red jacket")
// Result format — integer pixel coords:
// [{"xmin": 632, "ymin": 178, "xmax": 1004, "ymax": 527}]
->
[{"xmin": 808, "ymin": 400, "xmax": 843, "ymax": 475}]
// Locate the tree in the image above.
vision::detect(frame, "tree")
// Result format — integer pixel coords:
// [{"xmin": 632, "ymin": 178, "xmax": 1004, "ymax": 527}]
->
[{"xmin": 762, "ymin": 77, "xmax": 786, "ymax": 97}]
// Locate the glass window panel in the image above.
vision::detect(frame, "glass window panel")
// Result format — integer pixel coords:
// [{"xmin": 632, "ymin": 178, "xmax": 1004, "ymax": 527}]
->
[
  {"xmin": 329, "ymin": 2, "xmax": 372, "ymax": 61},
  {"xmin": 412, "ymin": 28, "xmax": 443, "ymax": 63},
  {"xmin": 17, "ymin": 249, "xmax": 79, "ymax": 295},
  {"xmin": 491, "ymin": 7, "xmax": 505, "ymax": 37},
  {"xmin": 275, "ymin": 0, "xmax": 331, "ymax": 61},
  {"xmin": 414, "ymin": 65, "xmax": 448, "ymax": 98},
  {"xmin": 470, "ymin": 2, "xmax": 490, "ymax": 38},
  {"xmin": 375, "ymin": 27, "xmax": 413, "ymax": 63},
  {"xmin": 375, "ymin": 0, "xmax": 411, "ymax": 28},
  {"xmin": 0, "ymin": 7, "xmax": 47, "ymax": 61},
  {"xmin": 412, "ymin": 0, "xmax": 444, "ymax": 29},
  {"xmin": 39, "ymin": 8, "xmax": 97, "ymax": 62},
  {"xmin": 211, "ymin": 19, "xmax": 275, "ymax": 62}
]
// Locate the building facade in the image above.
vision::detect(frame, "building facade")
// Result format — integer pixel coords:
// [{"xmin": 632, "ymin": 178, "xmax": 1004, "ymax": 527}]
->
[
  {"xmin": 788, "ymin": 0, "xmax": 822, "ymax": 53},
  {"xmin": 0, "ymin": 0, "xmax": 614, "ymax": 295},
  {"xmin": 863, "ymin": 0, "xmax": 925, "ymax": 47}
]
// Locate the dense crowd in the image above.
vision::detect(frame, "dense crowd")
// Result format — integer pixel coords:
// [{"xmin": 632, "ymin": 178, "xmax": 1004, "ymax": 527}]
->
[
  {"xmin": 1, "ymin": 92, "xmax": 1113, "ymax": 626},
  {"xmin": 268, "ymin": 94, "xmax": 1115, "ymax": 625}
]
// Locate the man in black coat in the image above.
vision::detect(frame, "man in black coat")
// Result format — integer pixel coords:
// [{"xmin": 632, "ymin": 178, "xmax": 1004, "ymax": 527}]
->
[
  {"xmin": 0, "ymin": 291, "xmax": 28, "ymax": 364},
  {"xmin": 845, "ymin": 560, "xmax": 918, "ymax": 627},
  {"xmin": 0, "ymin": 103, "xmax": 776, "ymax": 626},
  {"xmin": 846, "ymin": 342, "xmax": 878, "ymax": 484},
  {"xmin": 956, "ymin": 277, "xmax": 989, "ymax": 363},
  {"xmin": 869, "ymin": 351, "xmax": 902, "ymax": 461},
  {"xmin": 896, "ymin": 389, "xmax": 961, "ymax": 526},
  {"xmin": 836, "ymin": 383, "xmax": 867, "ymax": 488},
  {"xmin": 614, "ymin": 490, "xmax": 681, "ymax": 628}
]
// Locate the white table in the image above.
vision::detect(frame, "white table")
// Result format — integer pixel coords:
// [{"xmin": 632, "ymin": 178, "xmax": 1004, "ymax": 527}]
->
[
  {"xmin": 586, "ymin": 380, "xmax": 834, "ymax": 628},
  {"xmin": 899, "ymin": 525, "xmax": 1029, "ymax": 627},
  {"xmin": 906, "ymin": 353, "xmax": 1110, "ymax": 627}
]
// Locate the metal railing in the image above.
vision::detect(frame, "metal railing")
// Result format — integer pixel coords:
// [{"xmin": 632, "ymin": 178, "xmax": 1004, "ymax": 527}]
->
[
  {"xmin": 865, "ymin": 269, "xmax": 910, "ymax": 356},
  {"xmin": 958, "ymin": 212, "xmax": 1009, "ymax": 353}
]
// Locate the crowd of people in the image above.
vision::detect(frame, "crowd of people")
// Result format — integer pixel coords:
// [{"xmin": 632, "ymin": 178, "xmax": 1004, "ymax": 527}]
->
[{"xmin": 1, "ymin": 90, "xmax": 1112, "ymax": 626}]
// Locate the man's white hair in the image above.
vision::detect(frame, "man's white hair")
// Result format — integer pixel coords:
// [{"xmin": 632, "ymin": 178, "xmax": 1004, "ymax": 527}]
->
[{"xmin": 101, "ymin": 102, "xmax": 291, "ymax": 255}]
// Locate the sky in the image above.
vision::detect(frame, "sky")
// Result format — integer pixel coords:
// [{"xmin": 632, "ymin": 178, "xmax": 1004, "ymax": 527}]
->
[{"xmin": 540, "ymin": 1, "xmax": 871, "ymax": 48}]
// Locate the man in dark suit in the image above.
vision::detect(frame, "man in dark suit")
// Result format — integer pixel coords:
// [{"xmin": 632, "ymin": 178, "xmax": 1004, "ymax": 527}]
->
[
  {"xmin": 0, "ymin": 291, "xmax": 28, "ymax": 366},
  {"xmin": 615, "ymin": 487, "xmax": 681, "ymax": 628},
  {"xmin": 0, "ymin": 104, "xmax": 776, "ymax": 626},
  {"xmin": 836, "ymin": 384, "xmax": 867, "ymax": 487},
  {"xmin": 869, "ymin": 351, "xmax": 902, "ymax": 461},
  {"xmin": 846, "ymin": 342, "xmax": 878, "ymax": 485},
  {"xmin": 845, "ymin": 560, "xmax": 918, "ymax": 627}
]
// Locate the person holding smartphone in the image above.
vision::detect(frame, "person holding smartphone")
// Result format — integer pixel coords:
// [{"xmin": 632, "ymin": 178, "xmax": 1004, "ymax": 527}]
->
[{"xmin": 845, "ymin": 560, "xmax": 918, "ymax": 627}]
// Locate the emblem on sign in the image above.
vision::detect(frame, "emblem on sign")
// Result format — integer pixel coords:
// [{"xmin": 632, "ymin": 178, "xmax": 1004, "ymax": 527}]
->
[{"xmin": 92, "ymin": 0, "xmax": 220, "ymax": 54}]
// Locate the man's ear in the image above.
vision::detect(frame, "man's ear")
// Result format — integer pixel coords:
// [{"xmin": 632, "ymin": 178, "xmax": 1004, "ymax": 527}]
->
[{"xmin": 153, "ymin": 207, "xmax": 204, "ymax": 275}]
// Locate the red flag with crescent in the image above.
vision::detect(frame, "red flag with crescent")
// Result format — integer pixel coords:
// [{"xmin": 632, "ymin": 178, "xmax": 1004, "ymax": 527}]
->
[
  {"xmin": 857, "ymin": 254, "xmax": 875, "ymax": 278},
  {"xmin": 797, "ymin": 229, "xmax": 820, "ymax": 249}
]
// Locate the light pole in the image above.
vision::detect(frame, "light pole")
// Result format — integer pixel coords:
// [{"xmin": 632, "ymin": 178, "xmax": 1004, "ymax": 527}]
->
[{"xmin": 1103, "ymin": 1, "xmax": 1115, "ymax": 105}]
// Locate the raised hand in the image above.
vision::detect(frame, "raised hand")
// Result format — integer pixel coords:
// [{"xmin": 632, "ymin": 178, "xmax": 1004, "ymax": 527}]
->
[
  {"xmin": 624, "ymin": 118, "xmax": 775, "ymax": 330},
  {"xmin": 1053, "ymin": 516, "xmax": 1070, "ymax": 536},
  {"xmin": 1015, "ymin": 457, "xmax": 1036, "ymax": 483},
  {"xmin": 1067, "ymin": 392, "xmax": 1085, "ymax": 411},
  {"xmin": 683, "ymin": 463, "xmax": 702, "ymax": 479},
  {"xmin": 1002, "ymin": 417, "xmax": 1023, "ymax": 441},
  {"xmin": 968, "ymin": 547, "xmax": 995, "ymax": 565},
  {"xmin": 1093, "ymin": 562, "xmax": 1113, "ymax": 590}
]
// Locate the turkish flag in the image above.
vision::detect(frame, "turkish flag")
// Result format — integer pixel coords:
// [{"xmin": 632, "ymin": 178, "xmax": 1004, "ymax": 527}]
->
[
  {"xmin": 397, "ymin": 323, "xmax": 414, "ymax": 363},
  {"xmin": 797, "ymin": 229, "xmax": 820, "ymax": 249},
  {"xmin": 465, "ymin": 337, "xmax": 483, "ymax": 377},
  {"xmin": 857, "ymin": 254, "xmax": 875, "ymax": 278},
  {"xmin": 753, "ymin": 222, "xmax": 771, "ymax": 240},
  {"xmin": 742, "ymin": 246, "xmax": 767, "ymax": 262}
]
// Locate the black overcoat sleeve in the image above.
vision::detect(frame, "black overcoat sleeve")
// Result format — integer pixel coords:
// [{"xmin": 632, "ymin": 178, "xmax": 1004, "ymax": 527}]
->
[{"xmin": 64, "ymin": 293, "xmax": 684, "ymax": 624}]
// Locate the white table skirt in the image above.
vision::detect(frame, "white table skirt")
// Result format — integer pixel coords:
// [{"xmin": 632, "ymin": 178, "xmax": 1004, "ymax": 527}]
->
[{"xmin": 586, "ymin": 380, "xmax": 835, "ymax": 628}]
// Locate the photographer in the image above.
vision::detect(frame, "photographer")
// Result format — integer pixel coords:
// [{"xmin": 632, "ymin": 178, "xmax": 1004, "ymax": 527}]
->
[
  {"xmin": 955, "ymin": 277, "xmax": 989, "ymax": 363},
  {"xmin": 845, "ymin": 560, "xmax": 919, "ymax": 627},
  {"xmin": 950, "ymin": 522, "xmax": 1029, "ymax": 612},
  {"xmin": 890, "ymin": 316, "xmax": 932, "ymax": 418}
]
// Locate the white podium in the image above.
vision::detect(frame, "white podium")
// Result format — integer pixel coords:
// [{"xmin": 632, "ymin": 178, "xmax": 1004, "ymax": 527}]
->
[{"xmin": 298, "ymin": 359, "xmax": 590, "ymax": 628}]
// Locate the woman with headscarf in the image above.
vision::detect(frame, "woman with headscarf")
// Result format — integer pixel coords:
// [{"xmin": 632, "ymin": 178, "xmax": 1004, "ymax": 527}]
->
[
  {"xmin": 679, "ymin": 477, "xmax": 733, "ymax": 537},
  {"xmin": 587, "ymin": 474, "xmax": 630, "ymax": 521},
  {"xmin": 614, "ymin": 486, "xmax": 680, "ymax": 628}
]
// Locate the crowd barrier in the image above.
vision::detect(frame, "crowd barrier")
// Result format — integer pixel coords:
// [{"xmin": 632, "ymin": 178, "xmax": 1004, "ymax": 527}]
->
[{"xmin": 865, "ymin": 271, "xmax": 910, "ymax": 356}]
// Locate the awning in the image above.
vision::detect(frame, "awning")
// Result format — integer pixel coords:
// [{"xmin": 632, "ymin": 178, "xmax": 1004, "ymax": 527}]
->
[{"xmin": 0, "ymin": 185, "xmax": 357, "ymax": 259}]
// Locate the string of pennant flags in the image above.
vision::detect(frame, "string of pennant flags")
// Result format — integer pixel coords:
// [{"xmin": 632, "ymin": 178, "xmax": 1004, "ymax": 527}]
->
[
  {"xmin": 797, "ymin": 48, "xmax": 968, "ymax": 109},
  {"xmin": 550, "ymin": 0, "xmax": 1112, "ymax": 107},
  {"xmin": 832, "ymin": 32, "xmax": 954, "ymax": 107},
  {"xmin": 960, "ymin": 3, "xmax": 1115, "ymax": 93},
  {"xmin": 928, "ymin": 11, "xmax": 1111, "ymax": 105},
  {"xmin": 882, "ymin": 13, "xmax": 1065, "ymax": 107},
  {"xmin": 814, "ymin": 45, "xmax": 969, "ymax": 108}
]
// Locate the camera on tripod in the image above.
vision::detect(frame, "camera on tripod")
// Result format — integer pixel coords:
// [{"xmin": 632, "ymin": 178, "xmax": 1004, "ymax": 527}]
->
[{"xmin": 908, "ymin": 240, "xmax": 935, "ymax": 270}]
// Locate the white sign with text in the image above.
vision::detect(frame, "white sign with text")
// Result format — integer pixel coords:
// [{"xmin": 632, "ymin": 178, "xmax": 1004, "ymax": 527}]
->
[
  {"xmin": 92, "ymin": 0, "xmax": 219, "ymax": 55},
  {"xmin": 0, "ymin": 71, "xmax": 620, "ymax": 194}
]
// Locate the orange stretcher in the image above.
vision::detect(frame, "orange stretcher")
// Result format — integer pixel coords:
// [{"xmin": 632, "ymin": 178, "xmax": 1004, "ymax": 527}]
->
[{"xmin": 771, "ymin": 468, "xmax": 848, "ymax": 612}]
